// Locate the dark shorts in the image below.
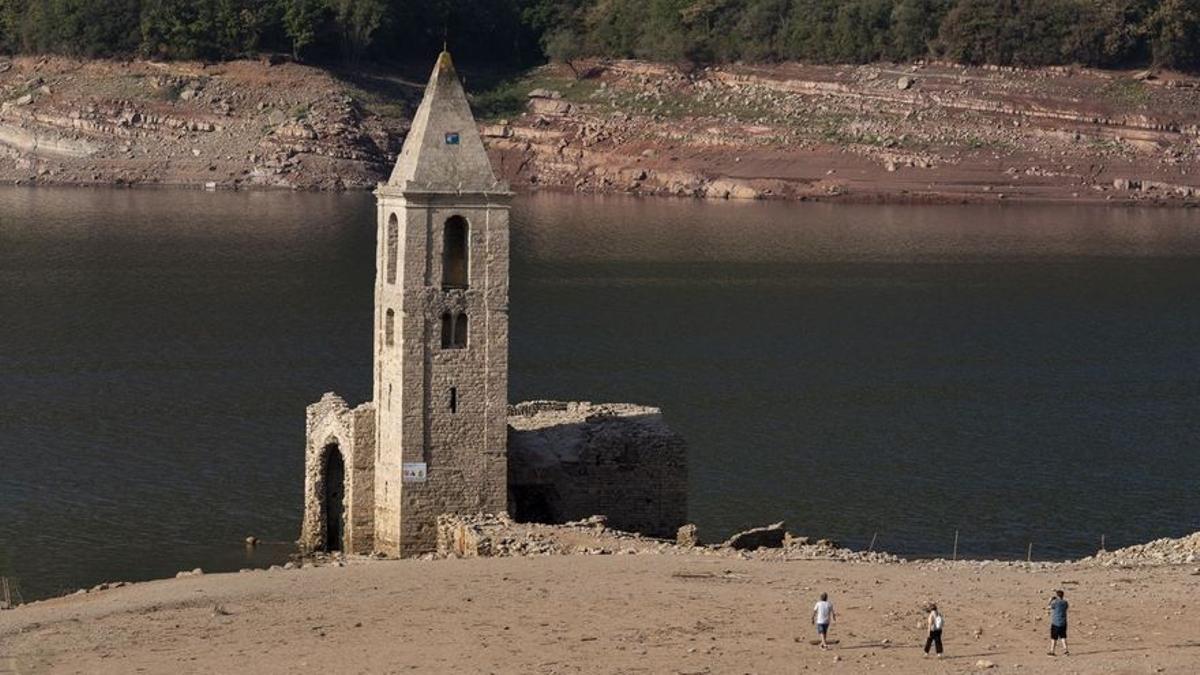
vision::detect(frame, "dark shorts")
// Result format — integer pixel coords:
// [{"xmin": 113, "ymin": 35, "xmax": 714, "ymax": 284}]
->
[
  {"xmin": 816, "ymin": 622, "xmax": 830, "ymax": 635},
  {"xmin": 1050, "ymin": 623, "xmax": 1067, "ymax": 640}
]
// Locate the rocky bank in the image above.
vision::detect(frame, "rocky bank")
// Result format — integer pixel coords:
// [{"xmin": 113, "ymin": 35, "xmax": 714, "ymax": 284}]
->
[
  {"xmin": 3, "ymin": 55, "xmax": 1200, "ymax": 206},
  {"xmin": 489, "ymin": 60, "xmax": 1200, "ymax": 205},
  {"xmin": 0, "ymin": 56, "xmax": 410, "ymax": 190}
]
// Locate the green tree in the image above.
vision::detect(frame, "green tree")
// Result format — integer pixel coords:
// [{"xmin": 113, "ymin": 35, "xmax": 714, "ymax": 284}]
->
[
  {"xmin": 283, "ymin": 0, "xmax": 327, "ymax": 59},
  {"xmin": 937, "ymin": 0, "xmax": 1020, "ymax": 65},
  {"xmin": 783, "ymin": 0, "xmax": 839, "ymax": 61},
  {"xmin": 1149, "ymin": 0, "xmax": 1200, "ymax": 69},
  {"xmin": 830, "ymin": 0, "xmax": 893, "ymax": 63},
  {"xmin": 331, "ymin": 0, "xmax": 385, "ymax": 64},
  {"xmin": 890, "ymin": 0, "xmax": 950, "ymax": 60},
  {"xmin": 543, "ymin": 26, "xmax": 583, "ymax": 76},
  {"xmin": 734, "ymin": 0, "xmax": 790, "ymax": 62},
  {"xmin": 637, "ymin": 0, "xmax": 689, "ymax": 62}
]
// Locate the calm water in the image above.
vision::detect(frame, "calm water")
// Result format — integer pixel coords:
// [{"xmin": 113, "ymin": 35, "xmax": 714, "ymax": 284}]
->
[{"xmin": 1, "ymin": 188, "xmax": 1199, "ymax": 600}]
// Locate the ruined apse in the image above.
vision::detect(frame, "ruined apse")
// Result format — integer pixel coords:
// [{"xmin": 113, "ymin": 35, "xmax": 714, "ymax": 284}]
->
[{"xmin": 300, "ymin": 52, "xmax": 687, "ymax": 558}]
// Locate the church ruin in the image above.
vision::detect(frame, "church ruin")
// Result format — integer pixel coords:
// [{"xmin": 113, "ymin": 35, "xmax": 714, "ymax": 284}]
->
[{"xmin": 300, "ymin": 52, "xmax": 687, "ymax": 557}]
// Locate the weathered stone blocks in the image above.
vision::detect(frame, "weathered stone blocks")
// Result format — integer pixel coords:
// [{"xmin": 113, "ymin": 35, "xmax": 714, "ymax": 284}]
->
[{"xmin": 507, "ymin": 401, "xmax": 688, "ymax": 538}]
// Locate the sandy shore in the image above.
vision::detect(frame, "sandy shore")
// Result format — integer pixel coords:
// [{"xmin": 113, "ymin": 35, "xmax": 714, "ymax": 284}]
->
[{"xmin": 3, "ymin": 549, "xmax": 1198, "ymax": 674}]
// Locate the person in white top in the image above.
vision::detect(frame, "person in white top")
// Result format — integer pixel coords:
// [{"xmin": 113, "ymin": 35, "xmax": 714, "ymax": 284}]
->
[
  {"xmin": 924, "ymin": 603, "xmax": 945, "ymax": 657},
  {"xmin": 811, "ymin": 592, "xmax": 836, "ymax": 649}
]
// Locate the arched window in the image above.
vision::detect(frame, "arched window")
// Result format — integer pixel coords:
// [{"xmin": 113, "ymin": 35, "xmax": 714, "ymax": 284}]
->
[
  {"xmin": 454, "ymin": 313, "xmax": 468, "ymax": 348},
  {"xmin": 385, "ymin": 308, "xmax": 395, "ymax": 346},
  {"xmin": 386, "ymin": 213, "xmax": 398, "ymax": 285},
  {"xmin": 442, "ymin": 215, "xmax": 468, "ymax": 288},
  {"xmin": 440, "ymin": 312, "xmax": 453, "ymax": 349},
  {"xmin": 440, "ymin": 311, "xmax": 468, "ymax": 349}
]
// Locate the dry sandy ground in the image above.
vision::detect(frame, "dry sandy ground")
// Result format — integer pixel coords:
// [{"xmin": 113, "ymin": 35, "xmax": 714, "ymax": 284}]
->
[{"xmin": 2, "ymin": 553, "xmax": 1198, "ymax": 674}]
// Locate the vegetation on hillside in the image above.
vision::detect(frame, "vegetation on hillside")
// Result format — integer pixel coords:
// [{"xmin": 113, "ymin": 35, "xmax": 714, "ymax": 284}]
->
[{"xmin": 0, "ymin": 0, "xmax": 1197, "ymax": 72}]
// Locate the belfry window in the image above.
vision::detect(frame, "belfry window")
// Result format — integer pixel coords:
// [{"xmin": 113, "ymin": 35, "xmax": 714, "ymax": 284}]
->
[
  {"xmin": 385, "ymin": 308, "xmax": 395, "ymax": 346},
  {"xmin": 442, "ymin": 216, "xmax": 468, "ymax": 288},
  {"xmin": 386, "ymin": 213, "xmax": 398, "ymax": 285},
  {"xmin": 440, "ymin": 311, "xmax": 468, "ymax": 349}
]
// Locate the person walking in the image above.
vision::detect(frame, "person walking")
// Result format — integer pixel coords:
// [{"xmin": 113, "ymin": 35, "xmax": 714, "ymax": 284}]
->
[
  {"xmin": 812, "ymin": 592, "xmax": 836, "ymax": 650},
  {"xmin": 923, "ymin": 603, "xmax": 945, "ymax": 657},
  {"xmin": 1048, "ymin": 589, "xmax": 1070, "ymax": 656}
]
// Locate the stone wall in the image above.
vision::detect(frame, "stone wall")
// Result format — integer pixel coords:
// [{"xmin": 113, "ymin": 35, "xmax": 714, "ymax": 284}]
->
[
  {"xmin": 507, "ymin": 401, "xmax": 688, "ymax": 538},
  {"xmin": 299, "ymin": 393, "xmax": 376, "ymax": 554}
]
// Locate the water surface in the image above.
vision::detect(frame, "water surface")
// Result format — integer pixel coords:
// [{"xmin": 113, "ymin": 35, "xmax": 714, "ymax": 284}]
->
[{"xmin": 1, "ymin": 188, "xmax": 1198, "ymax": 600}]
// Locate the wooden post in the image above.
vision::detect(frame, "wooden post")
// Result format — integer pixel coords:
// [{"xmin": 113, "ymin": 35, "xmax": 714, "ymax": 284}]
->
[
  {"xmin": 1027, "ymin": 542, "xmax": 1033, "ymax": 563},
  {"xmin": 1, "ymin": 577, "xmax": 10, "ymax": 610},
  {"xmin": 869, "ymin": 532, "xmax": 878, "ymax": 552},
  {"xmin": 952, "ymin": 530, "xmax": 959, "ymax": 561},
  {"xmin": 1101, "ymin": 534, "xmax": 1106, "ymax": 552}
]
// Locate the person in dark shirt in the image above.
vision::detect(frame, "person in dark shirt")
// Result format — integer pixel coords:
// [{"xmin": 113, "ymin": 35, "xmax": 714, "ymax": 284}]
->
[{"xmin": 1048, "ymin": 589, "xmax": 1069, "ymax": 656}]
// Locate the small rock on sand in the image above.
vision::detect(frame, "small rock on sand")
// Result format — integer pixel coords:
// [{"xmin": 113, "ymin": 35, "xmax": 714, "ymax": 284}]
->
[{"xmin": 724, "ymin": 522, "xmax": 785, "ymax": 550}]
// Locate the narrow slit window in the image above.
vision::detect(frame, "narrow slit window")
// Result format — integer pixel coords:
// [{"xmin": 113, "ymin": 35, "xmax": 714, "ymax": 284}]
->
[
  {"xmin": 385, "ymin": 308, "xmax": 395, "ymax": 346},
  {"xmin": 442, "ymin": 216, "xmax": 468, "ymax": 288},
  {"xmin": 386, "ymin": 213, "xmax": 399, "ymax": 285},
  {"xmin": 449, "ymin": 387, "xmax": 458, "ymax": 413}
]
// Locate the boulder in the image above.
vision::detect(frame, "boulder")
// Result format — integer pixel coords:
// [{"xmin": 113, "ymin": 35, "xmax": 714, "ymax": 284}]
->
[
  {"xmin": 677, "ymin": 524, "xmax": 700, "ymax": 547},
  {"xmin": 724, "ymin": 522, "xmax": 786, "ymax": 550},
  {"xmin": 897, "ymin": 76, "xmax": 914, "ymax": 91},
  {"xmin": 529, "ymin": 98, "xmax": 572, "ymax": 115}
]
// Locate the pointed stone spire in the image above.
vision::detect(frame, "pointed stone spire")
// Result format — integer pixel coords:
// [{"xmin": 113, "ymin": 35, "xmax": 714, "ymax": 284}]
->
[{"xmin": 387, "ymin": 51, "xmax": 504, "ymax": 193}]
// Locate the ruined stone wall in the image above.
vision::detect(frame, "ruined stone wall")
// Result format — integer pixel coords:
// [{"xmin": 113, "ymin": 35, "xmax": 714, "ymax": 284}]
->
[
  {"xmin": 507, "ymin": 401, "xmax": 688, "ymax": 538},
  {"xmin": 300, "ymin": 393, "xmax": 376, "ymax": 554}
]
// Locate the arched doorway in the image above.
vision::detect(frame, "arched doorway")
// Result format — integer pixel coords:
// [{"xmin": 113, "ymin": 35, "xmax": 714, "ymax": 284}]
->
[{"xmin": 322, "ymin": 445, "xmax": 346, "ymax": 552}]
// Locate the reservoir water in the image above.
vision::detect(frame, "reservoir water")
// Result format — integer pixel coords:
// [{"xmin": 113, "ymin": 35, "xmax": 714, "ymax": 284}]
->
[{"xmin": 1, "ymin": 187, "xmax": 1198, "ymax": 600}]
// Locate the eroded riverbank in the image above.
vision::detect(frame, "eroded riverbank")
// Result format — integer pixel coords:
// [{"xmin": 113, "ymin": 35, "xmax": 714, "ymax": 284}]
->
[{"xmin": 2, "ymin": 56, "xmax": 1199, "ymax": 206}]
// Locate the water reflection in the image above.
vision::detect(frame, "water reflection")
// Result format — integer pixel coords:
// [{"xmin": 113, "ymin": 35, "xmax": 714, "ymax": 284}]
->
[{"xmin": 1, "ymin": 187, "xmax": 1198, "ymax": 600}]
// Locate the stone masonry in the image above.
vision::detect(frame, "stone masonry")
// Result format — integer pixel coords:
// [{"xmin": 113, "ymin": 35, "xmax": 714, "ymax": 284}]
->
[
  {"xmin": 507, "ymin": 401, "xmax": 688, "ymax": 538},
  {"xmin": 300, "ymin": 393, "xmax": 375, "ymax": 554},
  {"xmin": 299, "ymin": 53, "xmax": 687, "ymax": 557},
  {"xmin": 371, "ymin": 50, "xmax": 511, "ymax": 557}
]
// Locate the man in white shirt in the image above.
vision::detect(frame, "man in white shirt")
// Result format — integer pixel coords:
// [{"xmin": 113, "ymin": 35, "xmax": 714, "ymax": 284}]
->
[{"xmin": 812, "ymin": 592, "xmax": 836, "ymax": 649}]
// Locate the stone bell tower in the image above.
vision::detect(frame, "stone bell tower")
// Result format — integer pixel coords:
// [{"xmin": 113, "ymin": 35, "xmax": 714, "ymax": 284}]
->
[{"xmin": 372, "ymin": 51, "xmax": 511, "ymax": 556}]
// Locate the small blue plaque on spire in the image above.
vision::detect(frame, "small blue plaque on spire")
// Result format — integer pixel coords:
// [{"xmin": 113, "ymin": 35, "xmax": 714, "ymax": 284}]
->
[{"xmin": 445, "ymin": 132, "xmax": 460, "ymax": 145}]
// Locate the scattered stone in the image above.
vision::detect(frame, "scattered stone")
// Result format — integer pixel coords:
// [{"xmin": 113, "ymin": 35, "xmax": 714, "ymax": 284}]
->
[
  {"xmin": 975, "ymin": 659, "xmax": 996, "ymax": 670},
  {"xmin": 897, "ymin": 76, "xmax": 914, "ymax": 91},
  {"xmin": 676, "ymin": 524, "xmax": 700, "ymax": 548},
  {"xmin": 724, "ymin": 522, "xmax": 786, "ymax": 550}
]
